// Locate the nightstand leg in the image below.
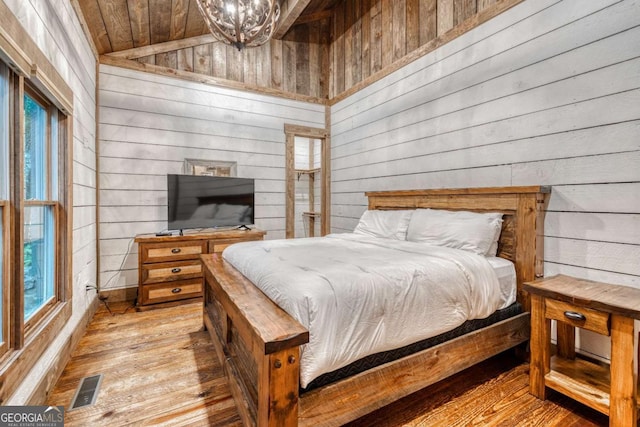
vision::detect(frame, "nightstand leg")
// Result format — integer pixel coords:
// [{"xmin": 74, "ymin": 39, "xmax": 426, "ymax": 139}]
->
[
  {"xmin": 556, "ymin": 322, "xmax": 576, "ymax": 359},
  {"xmin": 609, "ymin": 314, "xmax": 636, "ymax": 427},
  {"xmin": 530, "ymin": 294, "xmax": 550, "ymax": 399}
]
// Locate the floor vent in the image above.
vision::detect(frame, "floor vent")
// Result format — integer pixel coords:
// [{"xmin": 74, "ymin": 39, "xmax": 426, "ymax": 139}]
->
[{"xmin": 69, "ymin": 374, "xmax": 103, "ymax": 410}]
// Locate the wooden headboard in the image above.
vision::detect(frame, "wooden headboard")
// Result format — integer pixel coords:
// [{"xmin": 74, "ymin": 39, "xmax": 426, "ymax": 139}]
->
[{"xmin": 366, "ymin": 186, "xmax": 551, "ymax": 310}]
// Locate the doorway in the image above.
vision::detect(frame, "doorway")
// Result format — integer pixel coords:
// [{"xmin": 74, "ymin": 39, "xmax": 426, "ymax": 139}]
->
[{"xmin": 284, "ymin": 124, "xmax": 330, "ymax": 238}]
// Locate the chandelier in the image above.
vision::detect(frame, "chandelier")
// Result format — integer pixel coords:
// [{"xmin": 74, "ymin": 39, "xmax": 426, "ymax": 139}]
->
[{"xmin": 196, "ymin": 0, "xmax": 281, "ymax": 51}]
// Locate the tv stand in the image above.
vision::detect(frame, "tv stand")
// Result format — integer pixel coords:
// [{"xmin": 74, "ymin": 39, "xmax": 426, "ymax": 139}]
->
[
  {"xmin": 134, "ymin": 228, "xmax": 266, "ymax": 310},
  {"xmin": 236, "ymin": 224, "xmax": 250, "ymax": 231}
]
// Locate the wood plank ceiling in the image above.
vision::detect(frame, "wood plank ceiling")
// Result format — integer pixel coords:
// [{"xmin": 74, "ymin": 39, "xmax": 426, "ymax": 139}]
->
[
  {"xmin": 79, "ymin": 0, "xmax": 341, "ymax": 55},
  {"xmin": 79, "ymin": 0, "xmax": 522, "ymax": 101}
]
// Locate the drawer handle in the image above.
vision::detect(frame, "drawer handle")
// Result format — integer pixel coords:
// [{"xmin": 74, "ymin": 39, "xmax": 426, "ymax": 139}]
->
[
  {"xmin": 564, "ymin": 311, "xmax": 586, "ymax": 321},
  {"xmin": 171, "ymin": 288, "xmax": 182, "ymax": 294},
  {"xmin": 171, "ymin": 248, "xmax": 181, "ymax": 254},
  {"xmin": 171, "ymin": 267, "xmax": 182, "ymax": 274}
]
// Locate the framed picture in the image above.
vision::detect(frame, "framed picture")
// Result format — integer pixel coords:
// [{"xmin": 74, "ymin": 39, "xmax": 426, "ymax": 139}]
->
[{"xmin": 183, "ymin": 159, "xmax": 237, "ymax": 177}]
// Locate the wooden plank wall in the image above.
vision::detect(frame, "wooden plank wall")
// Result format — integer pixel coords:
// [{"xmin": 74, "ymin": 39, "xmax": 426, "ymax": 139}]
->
[
  {"xmin": 135, "ymin": 21, "xmax": 331, "ymax": 101},
  {"xmin": 98, "ymin": 64, "xmax": 325, "ymax": 291},
  {"xmin": 124, "ymin": 0, "xmax": 522, "ymax": 101},
  {"xmin": 329, "ymin": 0, "xmax": 503, "ymax": 98},
  {"xmin": 330, "ymin": 0, "xmax": 521, "ymax": 99},
  {"xmin": 2, "ymin": 0, "xmax": 98, "ymax": 403},
  {"xmin": 330, "ymin": 0, "xmax": 640, "ymax": 361}
]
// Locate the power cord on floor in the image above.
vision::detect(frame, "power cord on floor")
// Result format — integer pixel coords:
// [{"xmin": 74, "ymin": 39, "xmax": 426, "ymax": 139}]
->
[{"xmin": 98, "ymin": 294, "xmax": 114, "ymax": 316}]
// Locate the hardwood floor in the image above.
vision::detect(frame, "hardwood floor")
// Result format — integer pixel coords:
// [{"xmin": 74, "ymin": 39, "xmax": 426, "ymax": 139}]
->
[
  {"xmin": 48, "ymin": 301, "xmax": 612, "ymax": 426},
  {"xmin": 47, "ymin": 301, "xmax": 241, "ymax": 426}
]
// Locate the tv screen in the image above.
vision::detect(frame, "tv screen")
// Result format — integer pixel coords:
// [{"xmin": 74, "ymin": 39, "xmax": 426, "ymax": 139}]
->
[{"xmin": 167, "ymin": 174, "xmax": 255, "ymax": 230}]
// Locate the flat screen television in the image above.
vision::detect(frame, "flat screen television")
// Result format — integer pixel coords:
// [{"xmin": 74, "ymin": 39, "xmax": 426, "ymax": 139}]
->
[{"xmin": 167, "ymin": 174, "xmax": 255, "ymax": 231}]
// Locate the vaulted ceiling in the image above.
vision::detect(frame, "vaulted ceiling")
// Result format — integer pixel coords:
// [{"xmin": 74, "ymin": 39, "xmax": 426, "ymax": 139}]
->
[
  {"xmin": 77, "ymin": 0, "xmax": 521, "ymax": 102},
  {"xmin": 78, "ymin": 0, "xmax": 342, "ymax": 55}
]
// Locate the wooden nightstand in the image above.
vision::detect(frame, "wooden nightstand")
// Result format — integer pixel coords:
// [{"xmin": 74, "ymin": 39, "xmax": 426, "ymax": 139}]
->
[{"xmin": 524, "ymin": 275, "xmax": 640, "ymax": 427}]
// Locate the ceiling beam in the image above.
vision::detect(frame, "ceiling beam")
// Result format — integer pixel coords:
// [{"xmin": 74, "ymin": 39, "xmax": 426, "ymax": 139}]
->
[
  {"xmin": 105, "ymin": 34, "xmax": 216, "ymax": 60},
  {"xmin": 273, "ymin": 0, "xmax": 313, "ymax": 39},
  {"xmin": 292, "ymin": 9, "xmax": 332, "ymax": 27}
]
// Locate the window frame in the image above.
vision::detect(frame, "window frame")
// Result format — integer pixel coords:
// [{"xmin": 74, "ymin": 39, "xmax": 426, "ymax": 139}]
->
[
  {"xmin": 0, "ymin": 5, "xmax": 73, "ymax": 405},
  {"xmin": 0, "ymin": 200, "xmax": 9, "ymax": 356},
  {"xmin": 0, "ymin": 57, "xmax": 11, "ymax": 357}
]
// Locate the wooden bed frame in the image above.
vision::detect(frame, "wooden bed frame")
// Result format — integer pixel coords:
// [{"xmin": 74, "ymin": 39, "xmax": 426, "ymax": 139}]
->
[{"xmin": 202, "ymin": 186, "xmax": 550, "ymax": 426}]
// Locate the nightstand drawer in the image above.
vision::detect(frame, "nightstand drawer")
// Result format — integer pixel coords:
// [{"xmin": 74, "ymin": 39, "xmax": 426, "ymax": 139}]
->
[
  {"xmin": 139, "ymin": 279, "xmax": 203, "ymax": 305},
  {"xmin": 545, "ymin": 299, "xmax": 610, "ymax": 336},
  {"xmin": 140, "ymin": 241, "xmax": 207, "ymax": 263},
  {"xmin": 142, "ymin": 260, "xmax": 202, "ymax": 284}
]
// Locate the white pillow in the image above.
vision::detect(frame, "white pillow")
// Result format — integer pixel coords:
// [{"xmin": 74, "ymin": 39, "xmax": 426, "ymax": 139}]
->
[
  {"xmin": 190, "ymin": 203, "xmax": 217, "ymax": 219},
  {"xmin": 353, "ymin": 209, "xmax": 414, "ymax": 240},
  {"xmin": 406, "ymin": 209, "xmax": 503, "ymax": 256},
  {"xmin": 215, "ymin": 203, "xmax": 250, "ymax": 221}
]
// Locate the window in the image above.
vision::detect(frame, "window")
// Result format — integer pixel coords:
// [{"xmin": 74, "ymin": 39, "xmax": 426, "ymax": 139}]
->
[{"xmin": 23, "ymin": 90, "xmax": 58, "ymax": 327}]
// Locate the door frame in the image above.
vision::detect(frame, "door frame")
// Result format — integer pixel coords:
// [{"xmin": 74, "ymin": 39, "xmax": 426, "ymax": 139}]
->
[{"xmin": 284, "ymin": 124, "xmax": 330, "ymax": 238}]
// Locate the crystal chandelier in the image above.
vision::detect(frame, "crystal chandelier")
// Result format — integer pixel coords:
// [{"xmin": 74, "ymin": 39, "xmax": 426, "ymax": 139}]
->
[{"xmin": 196, "ymin": 0, "xmax": 281, "ymax": 51}]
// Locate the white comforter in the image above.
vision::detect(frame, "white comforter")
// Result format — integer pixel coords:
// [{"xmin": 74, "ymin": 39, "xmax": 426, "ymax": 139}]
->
[{"xmin": 222, "ymin": 233, "xmax": 502, "ymax": 388}]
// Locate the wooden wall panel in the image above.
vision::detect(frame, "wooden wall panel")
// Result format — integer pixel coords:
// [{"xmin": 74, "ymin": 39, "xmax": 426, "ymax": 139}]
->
[
  {"xmin": 343, "ymin": 0, "xmax": 354, "ymax": 89},
  {"xmin": 226, "ymin": 45, "xmax": 244, "ymax": 82},
  {"xmin": 381, "ymin": 0, "xmax": 393, "ymax": 68},
  {"xmin": 308, "ymin": 21, "xmax": 320, "ymax": 97},
  {"xmin": 193, "ymin": 44, "xmax": 212, "ymax": 74},
  {"xmin": 295, "ymin": 25, "xmax": 310, "ymax": 95},
  {"xmin": 98, "ymin": 64, "xmax": 325, "ymax": 291},
  {"xmin": 437, "ymin": 0, "xmax": 454, "ymax": 36},
  {"xmin": 328, "ymin": 0, "xmax": 518, "ymax": 98},
  {"xmin": 454, "ymin": 0, "xmax": 477, "ymax": 26},
  {"xmin": 420, "ymin": 0, "xmax": 438, "ymax": 46},
  {"xmin": 135, "ymin": 19, "xmax": 330, "ymax": 101},
  {"xmin": 243, "ymin": 46, "xmax": 257, "ymax": 86},
  {"xmin": 270, "ymin": 39, "xmax": 284, "ymax": 90},
  {"xmin": 211, "ymin": 42, "xmax": 226, "ymax": 78},
  {"xmin": 406, "ymin": 0, "xmax": 420, "ymax": 52},
  {"xmin": 370, "ymin": 0, "xmax": 382, "ymax": 74},
  {"xmin": 392, "ymin": 0, "xmax": 406, "ymax": 61},
  {"xmin": 283, "ymin": 37, "xmax": 297, "ymax": 93},
  {"xmin": 329, "ymin": 0, "xmax": 640, "ymax": 364},
  {"xmin": 332, "ymin": 2, "xmax": 345, "ymax": 95},
  {"xmin": 95, "ymin": 0, "xmax": 522, "ymax": 102},
  {"xmin": 177, "ymin": 48, "xmax": 193, "ymax": 72},
  {"xmin": 360, "ymin": 0, "xmax": 372, "ymax": 81}
]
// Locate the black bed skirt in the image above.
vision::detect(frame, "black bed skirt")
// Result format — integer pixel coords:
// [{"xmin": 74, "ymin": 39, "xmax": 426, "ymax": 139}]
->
[{"xmin": 301, "ymin": 302, "xmax": 523, "ymax": 393}]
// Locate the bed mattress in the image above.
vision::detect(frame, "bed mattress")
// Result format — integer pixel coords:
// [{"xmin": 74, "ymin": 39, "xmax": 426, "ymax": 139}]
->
[{"xmin": 223, "ymin": 233, "xmax": 514, "ymax": 387}]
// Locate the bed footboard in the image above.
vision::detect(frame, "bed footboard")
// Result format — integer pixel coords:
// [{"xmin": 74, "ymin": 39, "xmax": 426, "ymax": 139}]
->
[{"xmin": 202, "ymin": 254, "xmax": 309, "ymax": 427}]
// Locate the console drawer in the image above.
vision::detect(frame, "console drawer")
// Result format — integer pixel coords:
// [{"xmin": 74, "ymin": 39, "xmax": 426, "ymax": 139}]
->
[
  {"xmin": 141, "ymin": 259, "xmax": 202, "ymax": 284},
  {"xmin": 139, "ymin": 279, "xmax": 203, "ymax": 305},
  {"xmin": 208, "ymin": 236, "xmax": 262, "ymax": 253},
  {"xmin": 140, "ymin": 241, "xmax": 207, "ymax": 263}
]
